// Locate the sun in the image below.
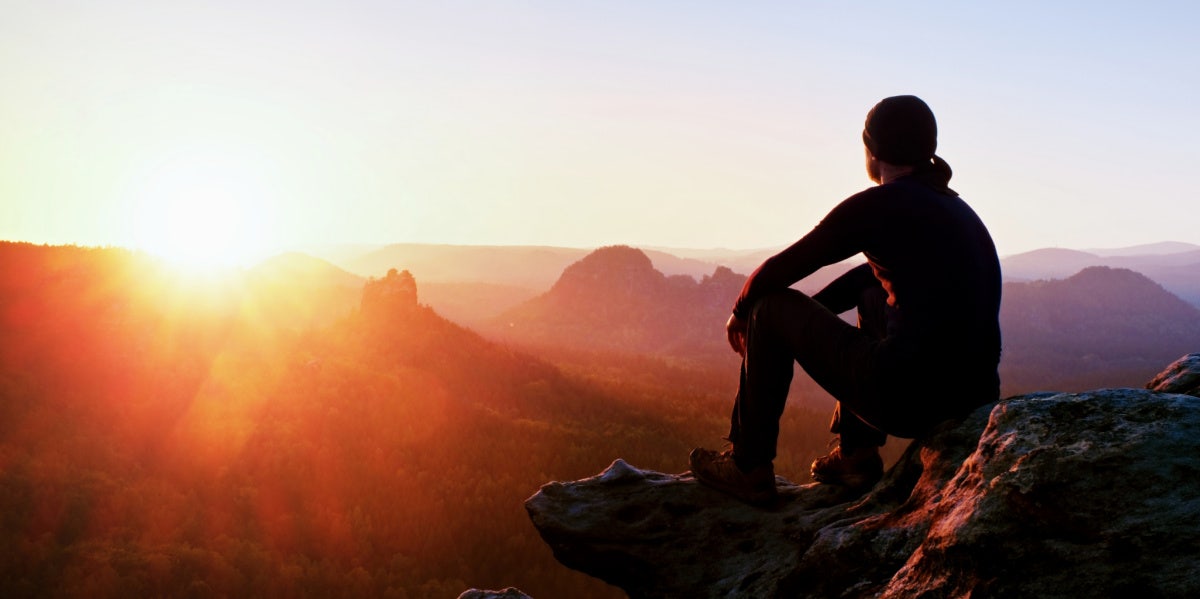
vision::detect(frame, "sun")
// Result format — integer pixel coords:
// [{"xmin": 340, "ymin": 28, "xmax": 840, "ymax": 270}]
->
[{"xmin": 127, "ymin": 146, "xmax": 280, "ymax": 270}]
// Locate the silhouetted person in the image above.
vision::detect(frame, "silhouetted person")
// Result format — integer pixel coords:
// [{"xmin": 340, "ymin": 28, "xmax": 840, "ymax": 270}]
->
[{"xmin": 690, "ymin": 95, "xmax": 1001, "ymax": 506}]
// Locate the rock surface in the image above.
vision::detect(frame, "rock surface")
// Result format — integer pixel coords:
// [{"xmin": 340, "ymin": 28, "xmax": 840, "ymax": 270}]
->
[
  {"xmin": 456, "ymin": 587, "xmax": 534, "ymax": 599},
  {"xmin": 1147, "ymin": 352, "xmax": 1200, "ymax": 396},
  {"xmin": 526, "ymin": 356, "xmax": 1200, "ymax": 598}
]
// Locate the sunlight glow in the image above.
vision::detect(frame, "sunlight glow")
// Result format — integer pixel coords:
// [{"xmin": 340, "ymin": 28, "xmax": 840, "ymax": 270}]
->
[{"xmin": 126, "ymin": 145, "xmax": 279, "ymax": 270}]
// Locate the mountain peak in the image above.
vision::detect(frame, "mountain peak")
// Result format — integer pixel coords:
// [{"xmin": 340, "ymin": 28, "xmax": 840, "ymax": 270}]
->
[
  {"xmin": 1068, "ymin": 264, "xmax": 1155, "ymax": 283},
  {"xmin": 551, "ymin": 245, "xmax": 660, "ymax": 294},
  {"xmin": 490, "ymin": 246, "xmax": 746, "ymax": 360},
  {"xmin": 575, "ymin": 244, "xmax": 653, "ymax": 267},
  {"xmin": 1017, "ymin": 265, "xmax": 1189, "ymax": 315}
]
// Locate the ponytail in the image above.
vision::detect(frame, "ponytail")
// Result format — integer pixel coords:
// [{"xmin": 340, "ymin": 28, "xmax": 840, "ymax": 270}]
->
[{"xmin": 916, "ymin": 154, "xmax": 956, "ymax": 196}]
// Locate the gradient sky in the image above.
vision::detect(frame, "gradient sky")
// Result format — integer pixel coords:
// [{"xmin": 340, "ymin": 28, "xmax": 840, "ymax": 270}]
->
[{"xmin": 2, "ymin": 1, "xmax": 1197, "ymax": 264}]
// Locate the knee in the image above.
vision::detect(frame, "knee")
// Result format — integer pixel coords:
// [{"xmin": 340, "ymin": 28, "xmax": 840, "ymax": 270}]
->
[
  {"xmin": 749, "ymin": 289, "xmax": 810, "ymax": 325},
  {"xmin": 747, "ymin": 292, "xmax": 787, "ymax": 336}
]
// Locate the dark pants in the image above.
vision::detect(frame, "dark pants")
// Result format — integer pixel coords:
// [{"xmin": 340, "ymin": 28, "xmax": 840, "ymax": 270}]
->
[{"xmin": 726, "ymin": 278, "xmax": 977, "ymax": 468}]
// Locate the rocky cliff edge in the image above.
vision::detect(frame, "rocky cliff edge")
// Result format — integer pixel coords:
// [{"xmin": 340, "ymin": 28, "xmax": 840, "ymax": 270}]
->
[{"xmin": 522, "ymin": 353, "xmax": 1200, "ymax": 598}]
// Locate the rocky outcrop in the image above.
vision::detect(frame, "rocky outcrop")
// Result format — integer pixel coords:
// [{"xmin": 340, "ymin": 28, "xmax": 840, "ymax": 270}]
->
[
  {"xmin": 360, "ymin": 267, "xmax": 419, "ymax": 317},
  {"xmin": 1147, "ymin": 352, "xmax": 1200, "ymax": 396},
  {"xmin": 526, "ymin": 356, "xmax": 1200, "ymax": 598}
]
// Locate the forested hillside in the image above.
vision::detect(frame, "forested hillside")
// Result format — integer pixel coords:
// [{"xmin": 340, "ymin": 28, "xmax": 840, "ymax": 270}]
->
[
  {"xmin": 489, "ymin": 245, "xmax": 746, "ymax": 365},
  {"xmin": 0, "ymin": 243, "xmax": 844, "ymax": 599},
  {"xmin": 7, "ymin": 243, "xmax": 1191, "ymax": 598},
  {"xmin": 999, "ymin": 266, "xmax": 1200, "ymax": 392}
]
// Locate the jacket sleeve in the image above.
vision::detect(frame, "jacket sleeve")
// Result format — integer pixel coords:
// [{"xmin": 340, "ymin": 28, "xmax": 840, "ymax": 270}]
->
[{"xmin": 731, "ymin": 191, "xmax": 880, "ymax": 319}]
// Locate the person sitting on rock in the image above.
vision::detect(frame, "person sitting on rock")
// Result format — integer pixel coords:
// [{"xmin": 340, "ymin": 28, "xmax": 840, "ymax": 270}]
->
[{"xmin": 690, "ymin": 95, "xmax": 1002, "ymax": 506}]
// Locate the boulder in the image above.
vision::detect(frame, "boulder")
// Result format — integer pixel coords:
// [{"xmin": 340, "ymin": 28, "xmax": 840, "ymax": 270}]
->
[
  {"xmin": 526, "ymin": 356, "xmax": 1200, "ymax": 598},
  {"xmin": 1146, "ymin": 352, "xmax": 1200, "ymax": 397}
]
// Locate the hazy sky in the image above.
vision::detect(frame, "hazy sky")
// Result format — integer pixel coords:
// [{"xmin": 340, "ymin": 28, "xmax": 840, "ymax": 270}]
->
[{"xmin": 2, "ymin": 1, "xmax": 1197, "ymax": 264}]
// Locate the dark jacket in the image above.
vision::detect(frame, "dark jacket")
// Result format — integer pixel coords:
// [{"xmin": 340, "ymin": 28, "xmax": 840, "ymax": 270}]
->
[{"xmin": 733, "ymin": 174, "xmax": 1002, "ymax": 398}]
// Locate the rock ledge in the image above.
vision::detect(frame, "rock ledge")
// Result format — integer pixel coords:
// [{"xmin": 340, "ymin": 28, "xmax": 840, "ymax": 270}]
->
[{"xmin": 525, "ymin": 355, "xmax": 1200, "ymax": 598}]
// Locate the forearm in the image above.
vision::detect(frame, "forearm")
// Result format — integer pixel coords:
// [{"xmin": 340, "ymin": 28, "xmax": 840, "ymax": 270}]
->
[
  {"xmin": 730, "ymin": 191, "xmax": 872, "ymax": 319},
  {"xmin": 732, "ymin": 236, "xmax": 835, "ymax": 319}
]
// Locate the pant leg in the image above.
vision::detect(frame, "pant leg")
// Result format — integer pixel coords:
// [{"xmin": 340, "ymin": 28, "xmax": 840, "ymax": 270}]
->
[
  {"xmin": 727, "ymin": 282, "xmax": 964, "ymax": 466},
  {"xmin": 829, "ymin": 282, "xmax": 890, "ymax": 449},
  {"xmin": 830, "ymin": 402, "xmax": 887, "ymax": 449},
  {"xmin": 727, "ymin": 289, "xmax": 879, "ymax": 467}
]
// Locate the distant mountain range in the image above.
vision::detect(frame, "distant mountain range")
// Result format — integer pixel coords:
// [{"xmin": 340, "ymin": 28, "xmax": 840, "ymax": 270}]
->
[
  {"xmin": 276, "ymin": 240, "xmax": 1200, "ymax": 395},
  {"xmin": 85, "ymin": 238, "xmax": 1187, "ymax": 396},
  {"xmin": 1000, "ymin": 243, "xmax": 1200, "ymax": 306},
  {"xmin": 6, "ymin": 240, "xmax": 1192, "ymax": 599},
  {"xmin": 999, "ymin": 266, "xmax": 1200, "ymax": 393},
  {"xmin": 479, "ymin": 246, "xmax": 1200, "ymax": 397},
  {"xmin": 305, "ymin": 241, "xmax": 1200, "ymax": 318}
]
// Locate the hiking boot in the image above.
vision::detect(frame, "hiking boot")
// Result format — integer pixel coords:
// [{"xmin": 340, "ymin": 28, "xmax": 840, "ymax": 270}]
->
[
  {"xmin": 810, "ymin": 446, "xmax": 884, "ymax": 490},
  {"xmin": 689, "ymin": 447, "xmax": 777, "ymax": 507}
]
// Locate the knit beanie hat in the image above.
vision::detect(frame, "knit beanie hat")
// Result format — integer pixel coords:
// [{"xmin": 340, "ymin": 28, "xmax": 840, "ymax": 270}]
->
[{"xmin": 862, "ymin": 95, "xmax": 938, "ymax": 166}]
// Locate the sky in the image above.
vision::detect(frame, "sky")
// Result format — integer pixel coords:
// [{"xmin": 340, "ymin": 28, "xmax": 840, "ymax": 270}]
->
[{"xmin": 2, "ymin": 1, "xmax": 1197, "ymax": 265}]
